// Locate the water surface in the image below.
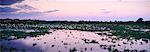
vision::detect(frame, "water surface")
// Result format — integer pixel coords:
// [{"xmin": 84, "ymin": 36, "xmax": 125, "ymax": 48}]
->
[{"xmin": 0, "ymin": 30, "xmax": 150, "ymax": 52}]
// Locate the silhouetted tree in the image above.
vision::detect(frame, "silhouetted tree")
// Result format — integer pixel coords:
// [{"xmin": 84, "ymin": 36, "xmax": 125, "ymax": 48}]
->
[{"xmin": 136, "ymin": 18, "xmax": 143, "ymax": 22}]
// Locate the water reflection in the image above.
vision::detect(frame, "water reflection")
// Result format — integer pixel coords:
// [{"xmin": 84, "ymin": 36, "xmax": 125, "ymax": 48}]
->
[
  {"xmin": 0, "ymin": 30, "xmax": 150, "ymax": 52},
  {"xmin": 0, "ymin": 40, "xmax": 42, "ymax": 52}
]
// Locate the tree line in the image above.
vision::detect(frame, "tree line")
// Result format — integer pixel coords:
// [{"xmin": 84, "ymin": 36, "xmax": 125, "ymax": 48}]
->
[{"xmin": 0, "ymin": 18, "xmax": 149, "ymax": 24}]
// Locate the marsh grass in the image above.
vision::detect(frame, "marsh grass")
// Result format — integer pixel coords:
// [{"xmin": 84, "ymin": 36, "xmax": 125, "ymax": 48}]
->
[{"xmin": 0, "ymin": 19, "xmax": 150, "ymax": 40}]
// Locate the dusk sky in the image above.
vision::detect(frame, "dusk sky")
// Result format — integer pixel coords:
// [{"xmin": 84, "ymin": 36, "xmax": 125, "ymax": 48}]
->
[{"xmin": 0, "ymin": 0, "xmax": 150, "ymax": 21}]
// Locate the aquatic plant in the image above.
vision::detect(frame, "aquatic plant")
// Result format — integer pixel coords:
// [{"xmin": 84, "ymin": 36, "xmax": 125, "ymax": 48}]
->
[{"xmin": 69, "ymin": 48, "xmax": 77, "ymax": 52}]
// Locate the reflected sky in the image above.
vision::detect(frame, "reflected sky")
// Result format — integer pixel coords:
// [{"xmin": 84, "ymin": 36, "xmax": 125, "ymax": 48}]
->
[
  {"xmin": 0, "ymin": 0, "xmax": 150, "ymax": 21},
  {"xmin": 1, "ymin": 30, "xmax": 150, "ymax": 52}
]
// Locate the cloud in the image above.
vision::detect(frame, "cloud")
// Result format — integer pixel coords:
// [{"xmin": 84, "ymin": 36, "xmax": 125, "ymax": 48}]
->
[
  {"xmin": 45, "ymin": 9, "xmax": 60, "ymax": 13},
  {"xmin": 15, "ymin": 5, "xmax": 36, "ymax": 10},
  {"xmin": 0, "ymin": 0, "xmax": 59, "ymax": 19},
  {"xmin": 0, "ymin": 11, "xmax": 52, "ymax": 20},
  {"xmin": 101, "ymin": 11, "xmax": 111, "ymax": 14},
  {"xmin": 0, "ymin": 9, "xmax": 60, "ymax": 17},
  {"xmin": 17, "ymin": 9, "xmax": 60, "ymax": 14},
  {"xmin": 0, "ymin": 7, "xmax": 19, "ymax": 12},
  {"xmin": 0, "ymin": 11, "xmax": 44, "ymax": 19},
  {"xmin": 0, "ymin": 0, "xmax": 25, "ymax": 5},
  {"xmin": 100, "ymin": 9, "xmax": 106, "ymax": 10},
  {"xmin": 100, "ymin": 9, "xmax": 111, "ymax": 14},
  {"xmin": 118, "ymin": 0, "xmax": 122, "ymax": 2}
]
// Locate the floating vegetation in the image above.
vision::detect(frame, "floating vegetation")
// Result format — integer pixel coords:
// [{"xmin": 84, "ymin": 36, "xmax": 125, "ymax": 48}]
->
[
  {"xmin": 142, "ymin": 39, "xmax": 149, "ymax": 43},
  {"xmin": 69, "ymin": 48, "xmax": 77, "ymax": 52},
  {"xmin": 81, "ymin": 39, "xmax": 99, "ymax": 44},
  {"xmin": 32, "ymin": 43, "xmax": 37, "ymax": 46},
  {"xmin": 0, "ymin": 31, "xmax": 49, "ymax": 40},
  {"xmin": 84, "ymin": 48, "xmax": 87, "ymax": 51},
  {"xmin": 44, "ymin": 42, "xmax": 46, "ymax": 44},
  {"xmin": 51, "ymin": 45, "xmax": 55, "ymax": 47},
  {"xmin": 64, "ymin": 43, "xmax": 69, "ymax": 45}
]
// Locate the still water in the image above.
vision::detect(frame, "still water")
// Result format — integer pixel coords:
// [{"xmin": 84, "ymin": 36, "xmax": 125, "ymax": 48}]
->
[{"xmin": 0, "ymin": 30, "xmax": 150, "ymax": 52}]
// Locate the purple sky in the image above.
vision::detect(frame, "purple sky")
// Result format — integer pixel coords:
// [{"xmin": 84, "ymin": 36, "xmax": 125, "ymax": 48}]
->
[{"xmin": 0, "ymin": 0, "xmax": 150, "ymax": 21}]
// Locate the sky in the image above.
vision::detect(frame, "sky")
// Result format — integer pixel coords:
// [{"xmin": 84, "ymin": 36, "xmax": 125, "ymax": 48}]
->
[{"xmin": 0, "ymin": 0, "xmax": 150, "ymax": 21}]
